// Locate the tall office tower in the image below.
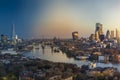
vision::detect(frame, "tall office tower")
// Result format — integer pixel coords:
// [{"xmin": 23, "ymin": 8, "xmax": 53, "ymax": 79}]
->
[
  {"xmin": 95, "ymin": 31, "xmax": 99, "ymax": 41},
  {"xmin": 116, "ymin": 29, "xmax": 120, "ymax": 44},
  {"xmin": 95, "ymin": 23, "xmax": 103, "ymax": 36},
  {"xmin": 72, "ymin": 31, "xmax": 79, "ymax": 41},
  {"xmin": 116, "ymin": 28, "xmax": 119, "ymax": 39},
  {"xmin": 110, "ymin": 30, "xmax": 114, "ymax": 39},
  {"xmin": 106, "ymin": 30, "xmax": 110, "ymax": 39},
  {"xmin": 12, "ymin": 23, "xmax": 16, "ymax": 40},
  {"xmin": 12, "ymin": 23, "xmax": 17, "ymax": 45}
]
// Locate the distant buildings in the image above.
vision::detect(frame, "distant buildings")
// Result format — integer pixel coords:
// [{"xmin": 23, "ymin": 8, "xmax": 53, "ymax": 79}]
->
[
  {"xmin": 116, "ymin": 28, "xmax": 119, "ymax": 39},
  {"xmin": 1, "ymin": 34, "xmax": 8, "ymax": 46},
  {"xmin": 106, "ymin": 30, "xmax": 110, "ymax": 39},
  {"xmin": 94, "ymin": 23, "xmax": 104, "ymax": 41},
  {"xmin": 95, "ymin": 23, "xmax": 103, "ymax": 36},
  {"xmin": 11, "ymin": 23, "xmax": 22, "ymax": 45},
  {"xmin": 110, "ymin": 30, "xmax": 114, "ymax": 39},
  {"xmin": 12, "ymin": 23, "xmax": 17, "ymax": 45},
  {"xmin": 99, "ymin": 34, "xmax": 105, "ymax": 41},
  {"xmin": 72, "ymin": 31, "xmax": 78, "ymax": 41},
  {"xmin": 95, "ymin": 31, "xmax": 99, "ymax": 41},
  {"xmin": 0, "ymin": 23, "xmax": 22, "ymax": 49},
  {"xmin": 116, "ymin": 29, "xmax": 120, "ymax": 44},
  {"xmin": 91, "ymin": 23, "xmax": 120, "ymax": 43},
  {"xmin": 90, "ymin": 34, "xmax": 95, "ymax": 41}
]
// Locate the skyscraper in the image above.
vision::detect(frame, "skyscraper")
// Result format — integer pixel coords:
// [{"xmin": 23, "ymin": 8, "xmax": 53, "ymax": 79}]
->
[
  {"xmin": 116, "ymin": 29, "xmax": 119, "ymax": 39},
  {"xmin": 95, "ymin": 23, "xmax": 103, "ymax": 41},
  {"xmin": 106, "ymin": 30, "xmax": 110, "ymax": 39},
  {"xmin": 72, "ymin": 31, "xmax": 78, "ymax": 41},
  {"xmin": 95, "ymin": 23, "xmax": 103, "ymax": 36},
  {"xmin": 12, "ymin": 23, "xmax": 16, "ymax": 40},
  {"xmin": 1, "ymin": 34, "xmax": 8, "ymax": 45},
  {"xmin": 116, "ymin": 28, "xmax": 120, "ymax": 44},
  {"xmin": 95, "ymin": 31, "xmax": 99, "ymax": 41},
  {"xmin": 12, "ymin": 23, "xmax": 17, "ymax": 45},
  {"xmin": 110, "ymin": 30, "xmax": 114, "ymax": 39}
]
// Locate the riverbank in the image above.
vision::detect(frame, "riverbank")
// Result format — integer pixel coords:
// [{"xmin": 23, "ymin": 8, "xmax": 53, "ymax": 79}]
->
[
  {"xmin": 0, "ymin": 52, "xmax": 80, "ymax": 80},
  {"xmin": 0, "ymin": 53, "xmax": 119, "ymax": 80}
]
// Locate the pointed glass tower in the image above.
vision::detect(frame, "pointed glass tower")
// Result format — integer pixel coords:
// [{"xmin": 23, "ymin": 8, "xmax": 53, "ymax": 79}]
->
[
  {"xmin": 12, "ymin": 23, "xmax": 16, "ymax": 40},
  {"xmin": 12, "ymin": 23, "xmax": 17, "ymax": 45}
]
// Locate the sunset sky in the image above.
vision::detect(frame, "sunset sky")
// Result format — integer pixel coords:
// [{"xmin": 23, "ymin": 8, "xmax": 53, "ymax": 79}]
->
[{"xmin": 0, "ymin": 0, "xmax": 120, "ymax": 38}]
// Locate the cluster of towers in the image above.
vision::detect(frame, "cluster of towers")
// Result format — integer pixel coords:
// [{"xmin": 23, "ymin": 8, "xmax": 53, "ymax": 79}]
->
[
  {"xmin": 90, "ymin": 23, "xmax": 120, "ymax": 42},
  {"xmin": 0, "ymin": 23, "xmax": 21, "ymax": 46},
  {"xmin": 12, "ymin": 23, "xmax": 18, "ymax": 45},
  {"xmin": 72, "ymin": 23, "xmax": 120, "ymax": 43},
  {"xmin": 94, "ymin": 23, "xmax": 104, "ymax": 41}
]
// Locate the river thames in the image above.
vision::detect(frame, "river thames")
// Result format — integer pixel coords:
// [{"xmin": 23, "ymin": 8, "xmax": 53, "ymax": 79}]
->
[{"xmin": 23, "ymin": 45, "xmax": 120, "ymax": 71}]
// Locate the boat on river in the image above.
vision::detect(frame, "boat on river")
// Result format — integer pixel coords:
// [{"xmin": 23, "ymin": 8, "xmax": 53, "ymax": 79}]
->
[{"xmin": 76, "ymin": 56, "xmax": 89, "ymax": 60}]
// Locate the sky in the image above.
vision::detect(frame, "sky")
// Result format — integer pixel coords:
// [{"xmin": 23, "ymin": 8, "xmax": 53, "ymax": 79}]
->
[{"xmin": 0, "ymin": 0, "xmax": 120, "ymax": 39}]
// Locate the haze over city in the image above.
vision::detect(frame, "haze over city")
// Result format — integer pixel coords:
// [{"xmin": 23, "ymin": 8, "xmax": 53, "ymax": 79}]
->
[
  {"xmin": 0, "ymin": 0, "xmax": 120, "ymax": 38},
  {"xmin": 1, "ymin": 0, "xmax": 120, "ymax": 80}
]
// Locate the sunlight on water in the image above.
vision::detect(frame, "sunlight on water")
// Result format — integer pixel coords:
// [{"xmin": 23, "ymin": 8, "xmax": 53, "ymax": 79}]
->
[{"xmin": 23, "ymin": 45, "xmax": 120, "ymax": 71}]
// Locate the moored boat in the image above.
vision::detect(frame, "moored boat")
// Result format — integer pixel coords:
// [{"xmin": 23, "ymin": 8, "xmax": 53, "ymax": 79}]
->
[{"xmin": 76, "ymin": 56, "xmax": 89, "ymax": 60}]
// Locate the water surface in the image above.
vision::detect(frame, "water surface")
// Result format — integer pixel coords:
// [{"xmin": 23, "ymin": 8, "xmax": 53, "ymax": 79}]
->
[{"xmin": 23, "ymin": 45, "xmax": 120, "ymax": 71}]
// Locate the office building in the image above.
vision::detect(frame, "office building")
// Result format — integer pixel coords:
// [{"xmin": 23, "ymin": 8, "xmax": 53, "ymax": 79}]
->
[
  {"xmin": 72, "ymin": 31, "xmax": 79, "ymax": 41},
  {"xmin": 12, "ymin": 23, "xmax": 17, "ymax": 45},
  {"xmin": 1, "ymin": 34, "xmax": 8, "ymax": 45},
  {"xmin": 106, "ymin": 30, "xmax": 110, "ymax": 39},
  {"xmin": 95, "ymin": 23, "xmax": 103, "ymax": 36},
  {"xmin": 99, "ymin": 34, "xmax": 105, "ymax": 41},
  {"xmin": 116, "ymin": 29, "xmax": 119, "ymax": 39},
  {"xmin": 110, "ymin": 30, "xmax": 114, "ymax": 39},
  {"xmin": 95, "ymin": 31, "xmax": 99, "ymax": 41},
  {"xmin": 90, "ymin": 34, "xmax": 95, "ymax": 40},
  {"xmin": 95, "ymin": 23, "xmax": 103, "ymax": 41}
]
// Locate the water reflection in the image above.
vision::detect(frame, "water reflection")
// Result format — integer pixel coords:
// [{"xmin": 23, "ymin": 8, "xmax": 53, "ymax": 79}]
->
[
  {"xmin": 42, "ymin": 49, "xmax": 45, "ymax": 54},
  {"xmin": 23, "ymin": 45, "xmax": 120, "ymax": 71},
  {"xmin": 50, "ymin": 45, "xmax": 54, "ymax": 53}
]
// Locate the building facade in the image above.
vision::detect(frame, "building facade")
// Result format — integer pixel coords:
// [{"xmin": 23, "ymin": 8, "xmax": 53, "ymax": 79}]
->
[{"xmin": 72, "ymin": 31, "xmax": 79, "ymax": 41}]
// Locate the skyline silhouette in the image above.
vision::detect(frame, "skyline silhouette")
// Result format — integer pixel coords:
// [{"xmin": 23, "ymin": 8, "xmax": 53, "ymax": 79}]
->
[{"xmin": 0, "ymin": 0, "xmax": 120, "ymax": 38}]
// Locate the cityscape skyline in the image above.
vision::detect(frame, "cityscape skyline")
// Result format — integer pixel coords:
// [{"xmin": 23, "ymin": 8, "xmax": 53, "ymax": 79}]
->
[
  {"xmin": 1, "ymin": 1, "xmax": 120, "ymax": 79},
  {"xmin": 0, "ymin": 0, "xmax": 120, "ymax": 38},
  {"xmin": 1, "ymin": 22, "xmax": 120, "ymax": 40}
]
